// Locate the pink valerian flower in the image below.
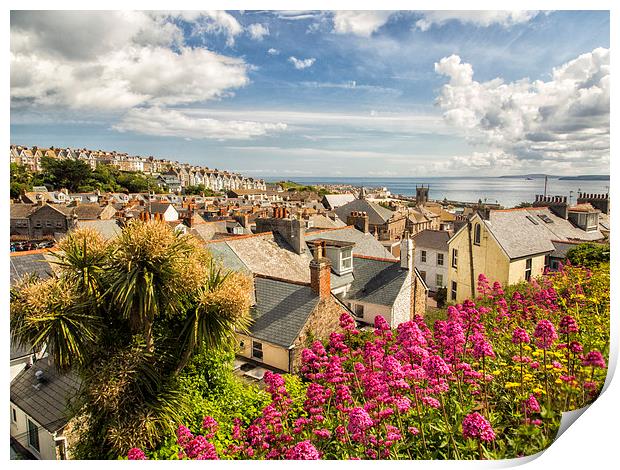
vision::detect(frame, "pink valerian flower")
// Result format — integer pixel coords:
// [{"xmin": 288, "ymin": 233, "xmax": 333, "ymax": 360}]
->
[
  {"xmin": 127, "ymin": 448, "xmax": 147, "ymax": 460},
  {"xmin": 582, "ymin": 350, "xmax": 606, "ymax": 368},
  {"xmin": 530, "ymin": 361, "xmax": 540, "ymax": 370},
  {"xmin": 569, "ymin": 341, "xmax": 584, "ymax": 354},
  {"xmin": 422, "ymin": 355, "xmax": 451, "ymax": 379},
  {"xmin": 533, "ymin": 319, "xmax": 558, "ymax": 349},
  {"xmin": 512, "ymin": 327, "xmax": 530, "ymax": 345},
  {"xmin": 559, "ymin": 315, "xmax": 579, "ymax": 334},
  {"xmin": 421, "ymin": 396, "xmax": 440, "ymax": 409},
  {"xmin": 284, "ymin": 440, "xmax": 320, "ymax": 460},
  {"xmin": 347, "ymin": 407, "xmax": 374, "ymax": 437},
  {"xmin": 339, "ymin": 312, "xmax": 357, "ymax": 332},
  {"xmin": 313, "ymin": 428, "xmax": 331, "ymax": 439},
  {"xmin": 583, "ymin": 381, "xmax": 598, "ymax": 391},
  {"xmin": 462, "ymin": 412, "xmax": 496, "ymax": 442},
  {"xmin": 525, "ymin": 394, "xmax": 541, "ymax": 413},
  {"xmin": 472, "ymin": 333, "xmax": 495, "ymax": 359},
  {"xmin": 177, "ymin": 425, "xmax": 194, "ymax": 448},
  {"xmin": 201, "ymin": 416, "xmax": 219, "ymax": 439},
  {"xmin": 408, "ymin": 426, "xmax": 420, "ymax": 436},
  {"xmin": 374, "ymin": 315, "xmax": 391, "ymax": 331},
  {"xmin": 179, "ymin": 435, "xmax": 219, "ymax": 460}
]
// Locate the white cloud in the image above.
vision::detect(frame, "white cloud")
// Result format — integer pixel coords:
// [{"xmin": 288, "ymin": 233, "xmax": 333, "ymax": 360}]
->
[
  {"xmin": 288, "ymin": 56, "xmax": 316, "ymax": 70},
  {"xmin": 331, "ymin": 11, "xmax": 395, "ymax": 36},
  {"xmin": 434, "ymin": 48, "xmax": 610, "ymax": 171},
  {"xmin": 415, "ymin": 11, "xmax": 541, "ymax": 31},
  {"xmin": 185, "ymin": 10, "xmax": 243, "ymax": 46},
  {"xmin": 267, "ymin": 48, "xmax": 280, "ymax": 55},
  {"xmin": 11, "ymin": 11, "xmax": 250, "ymax": 111},
  {"xmin": 114, "ymin": 107, "xmax": 287, "ymax": 140},
  {"xmin": 248, "ymin": 23, "xmax": 269, "ymax": 41}
]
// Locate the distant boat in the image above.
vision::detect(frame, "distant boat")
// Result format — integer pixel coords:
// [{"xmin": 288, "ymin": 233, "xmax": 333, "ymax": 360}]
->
[{"xmin": 525, "ymin": 177, "xmax": 533, "ymax": 180}]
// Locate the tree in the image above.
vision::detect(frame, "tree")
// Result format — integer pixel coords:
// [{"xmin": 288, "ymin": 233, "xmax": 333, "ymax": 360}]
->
[
  {"xmin": 10, "ymin": 222, "xmax": 253, "ymax": 457},
  {"xmin": 566, "ymin": 243, "xmax": 610, "ymax": 268},
  {"xmin": 40, "ymin": 156, "xmax": 93, "ymax": 192},
  {"xmin": 185, "ymin": 184, "xmax": 219, "ymax": 196}
]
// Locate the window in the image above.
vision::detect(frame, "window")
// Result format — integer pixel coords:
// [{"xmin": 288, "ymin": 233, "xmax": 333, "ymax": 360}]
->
[
  {"xmin": 341, "ymin": 248, "xmax": 353, "ymax": 270},
  {"xmin": 56, "ymin": 220, "xmax": 63, "ymax": 228},
  {"xmin": 252, "ymin": 341, "xmax": 263, "ymax": 361},
  {"xmin": 437, "ymin": 253, "xmax": 444, "ymax": 266},
  {"xmin": 451, "ymin": 249, "xmax": 458, "ymax": 268},
  {"xmin": 28, "ymin": 418, "xmax": 40, "ymax": 452},
  {"xmin": 46, "ymin": 220, "xmax": 52, "ymax": 227},
  {"xmin": 525, "ymin": 258, "xmax": 532, "ymax": 281},
  {"xmin": 451, "ymin": 281, "xmax": 457, "ymax": 301},
  {"xmin": 34, "ymin": 220, "xmax": 42, "ymax": 228},
  {"xmin": 436, "ymin": 274, "xmax": 444, "ymax": 287},
  {"xmin": 11, "ymin": 407, "xmax": 17, "ymax": 423},
  {"xmin": 354, "ymin": 304, "xmax": 364, "ymax": 319},
  {"xmin": 421, "ymin": 250, "xmax": 427, "ymax": 263},
  {"xmin": 474, "ymin": 223, "xmax": 481, "ymax": 245}
]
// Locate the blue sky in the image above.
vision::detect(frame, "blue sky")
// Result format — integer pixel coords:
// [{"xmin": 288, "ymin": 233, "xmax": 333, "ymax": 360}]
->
[{"xmin": 10, "ymin": 10, "xmax": 610, "ymax": 177}]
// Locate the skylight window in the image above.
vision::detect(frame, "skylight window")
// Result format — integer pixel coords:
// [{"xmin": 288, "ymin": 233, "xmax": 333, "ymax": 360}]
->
[
  {"xmin": 526, "ymin": 215, "xmax": 539, "ymax": 225},
  {"xmin": 537, "ymin": 214, "xmax": 554, "ymax": 224}
]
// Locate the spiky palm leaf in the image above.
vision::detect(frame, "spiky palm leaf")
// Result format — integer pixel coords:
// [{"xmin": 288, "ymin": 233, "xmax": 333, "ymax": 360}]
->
[{"xmin": 175, "ymin": 262, "xmax": 253, "ymax": 373}]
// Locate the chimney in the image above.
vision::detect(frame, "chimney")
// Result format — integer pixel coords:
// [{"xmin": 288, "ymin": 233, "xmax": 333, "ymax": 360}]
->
[
  {"xmin": 310, "ymin": 241, "xmax": 331, "ymax": 299},
  {"xmin": 533, "ymin": 195, "xmax": 569, "ymax": 219},
  {"xmin": 400, "ymin": 231, "xmax": 414, "ymax": 270},
  {"xmin": 347, "ymin": 211, "xmax": 369, "ymax": 233}
]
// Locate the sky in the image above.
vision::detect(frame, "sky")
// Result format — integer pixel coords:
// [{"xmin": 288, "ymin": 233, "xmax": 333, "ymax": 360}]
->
[{"xmin": 10, "ymin": 10, "xmax": 610, "ymax": 177}]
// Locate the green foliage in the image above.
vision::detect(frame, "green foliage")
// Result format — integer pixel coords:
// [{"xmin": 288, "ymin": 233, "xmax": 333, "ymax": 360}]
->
[
  {"xmin": 276, "ymin": 180, "xmax": 329, "ymax": 196},
  {"xmin": 10, "ymin": 222, "xmax": 254, "ymax": 458},
  {"xmin": 184, "ymin": 184, "xmax": 220, "ymax": 196},
  {"xmin": 514, "ymin": 201, "xmax": 533, "ymax": 208},
  {"xmin": 40, "ymin": 156, "xmax": 92, "ymax": 192},
  {"xmin": 566, "ymin": 243, "xmax": 610, "ymax": 268}
]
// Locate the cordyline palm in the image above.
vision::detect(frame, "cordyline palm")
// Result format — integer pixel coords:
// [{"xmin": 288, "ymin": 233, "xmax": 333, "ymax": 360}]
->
[{"xmin": 9, "ymin": 220, "xmax": 253, "ymax": 457}]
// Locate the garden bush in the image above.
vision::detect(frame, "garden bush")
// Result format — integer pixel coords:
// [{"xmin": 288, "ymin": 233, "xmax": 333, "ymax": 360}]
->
[{"xmin": 129, "ymin": 263, "xmax": 609, "ymax": 460}]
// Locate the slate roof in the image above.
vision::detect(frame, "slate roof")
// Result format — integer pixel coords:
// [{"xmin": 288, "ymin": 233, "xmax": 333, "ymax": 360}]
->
[
  {"xmin": 71, "ymin": 204, "xmax": 108, "ymax": 220},
  {"xmin": 149, "ymin": 202, "xmax": 175, "ymax": 214},
  {"xmin": 335, "ymin": 199, "xmax": 396, "ymax": 226},
  {"xmin": 10, "ymin": 204, "xmax": 37, "ymax": 219},
  {"xmin": 250, "ymin": 277, "xmax": 319, "ymax": 348},
  {"xmin": 76, "ymin": 220, "xmax": 122, "ymax": 240},
  {"xmin": 10, "ymin": 357, "xmax": 81, "ymax": 433},
  {"xmin": 308, "ymin": 214, "xmax": 347, "ymax": 229},
  {"xmin": 10, "ymin": 252, "xmax": 55, "ymax": 286},
  {"xmin": 208, "ymin": 242, "xmax": 249, "ymax": 273},
  {"xmin": 227, "ymin": 234, "xmax": 313, "ymax": 282},
  {"xmin": 412, "ymin": 230, "xmax": 450, "ymax": 252},
  {"xmin": 551, "ymin": 241, "xmax": 581, "ymax": 259},
  {"xmin": 483, "ymin": 207, "xmax": 604, "ymax": 260},
  {"xmin": 343, "ymin": 257, "xmax": 408, "ymax": 307},
  {"xmin": 483, "ymin": 210, "xmax": 556, "ymax": 259},
  {"xmin": 305, "ymin": 227, "xmax": 396, "ymax": 260},
  {"xmin": 322, "ymin": 194, "xmax": 356, "ymax": 210}
]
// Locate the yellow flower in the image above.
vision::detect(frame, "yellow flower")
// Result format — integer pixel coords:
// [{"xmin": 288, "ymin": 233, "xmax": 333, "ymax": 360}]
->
[
  {"xmin": 505, "ymin": 382, "xmax": 521, "ymax": 389},
  {"xmin": 533, "ymin": 387, "xmax": 545, "ymax": 395}
]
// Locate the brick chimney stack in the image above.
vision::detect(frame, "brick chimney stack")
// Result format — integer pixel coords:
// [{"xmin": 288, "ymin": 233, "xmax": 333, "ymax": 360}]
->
[
  {"xmin": 310, "ymin": 241, "xmax": 331, "ymax": 299},
  {"xmin": 347, "ymin": 211, "xmax": 369, "ymax": 233}
]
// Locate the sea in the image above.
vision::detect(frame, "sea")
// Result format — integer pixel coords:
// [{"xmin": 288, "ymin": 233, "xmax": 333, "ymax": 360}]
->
[{"xmin": 264, "ymin": 176, "xmax": 610, "ymax": 209}]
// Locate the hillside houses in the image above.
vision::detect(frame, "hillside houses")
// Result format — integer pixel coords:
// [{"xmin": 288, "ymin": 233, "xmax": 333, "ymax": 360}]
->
[{"xmin": 10, "ymin": 144, "xmax": 266, "ymax": 193}]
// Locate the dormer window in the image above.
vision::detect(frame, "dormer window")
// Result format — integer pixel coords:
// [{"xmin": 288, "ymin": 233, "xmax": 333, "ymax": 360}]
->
[{"xmin": 341, "ymin": 247, "xmax": 353, "ymax": 271}]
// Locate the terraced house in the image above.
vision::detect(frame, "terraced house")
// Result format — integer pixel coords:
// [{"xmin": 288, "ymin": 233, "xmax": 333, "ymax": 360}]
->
[{"xmin": 447, "ymin": 197, "xmax": 605, "ymax": 303}]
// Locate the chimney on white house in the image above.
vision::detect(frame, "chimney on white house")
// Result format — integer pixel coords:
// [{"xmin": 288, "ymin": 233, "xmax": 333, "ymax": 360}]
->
[{"xmin": 400, "ymin": 231, "xmax": 413, "ymax": 270}]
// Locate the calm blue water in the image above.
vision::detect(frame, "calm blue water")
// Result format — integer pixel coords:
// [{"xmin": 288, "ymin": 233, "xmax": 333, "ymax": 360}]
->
[{"xmin": 266, "ymin": 176, "xmax": 610, "ymax": 208}]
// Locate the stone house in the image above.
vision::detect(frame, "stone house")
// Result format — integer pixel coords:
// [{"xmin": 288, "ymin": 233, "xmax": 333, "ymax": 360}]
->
[
  {"xmin": 447, "ymin": 203, "xmax": 604, "ymax": 303},
  {"xmin": 236, "ymin": 245, "xmax": 349, "ymax": 373}
]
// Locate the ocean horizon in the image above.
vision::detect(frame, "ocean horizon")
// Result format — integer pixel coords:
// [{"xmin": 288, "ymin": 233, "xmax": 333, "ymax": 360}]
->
[{"xmin": 263, "ymin": 176, "xmax": 610, "ymax": 208}]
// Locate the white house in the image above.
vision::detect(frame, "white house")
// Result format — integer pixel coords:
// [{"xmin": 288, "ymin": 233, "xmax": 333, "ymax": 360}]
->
[
  {"xmin": 412, "ymin": 229, "xmax": 451, "ymax": 292},
  {"xmin": 10, "ymin": 358, "xmax": 80, "ymax": 460}
]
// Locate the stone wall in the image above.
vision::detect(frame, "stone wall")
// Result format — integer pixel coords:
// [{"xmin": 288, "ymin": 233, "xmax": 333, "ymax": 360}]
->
[{"xmin": 290, "ymin": 296, "xmax": 346, "ymax": 372}]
